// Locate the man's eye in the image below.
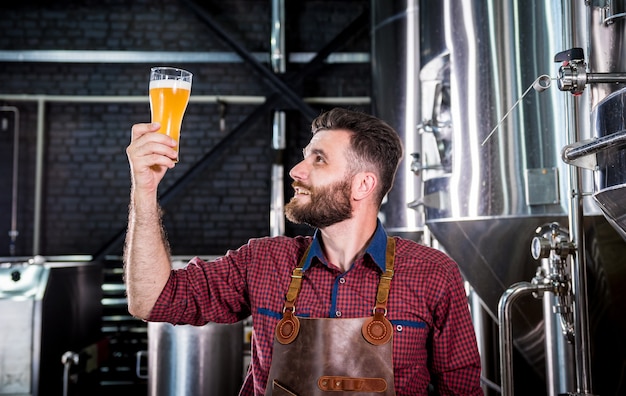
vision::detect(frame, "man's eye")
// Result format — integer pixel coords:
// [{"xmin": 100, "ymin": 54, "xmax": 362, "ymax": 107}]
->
[{"xmin": 315, "ymin": 155, "xmax": 325, "ymax": 163}]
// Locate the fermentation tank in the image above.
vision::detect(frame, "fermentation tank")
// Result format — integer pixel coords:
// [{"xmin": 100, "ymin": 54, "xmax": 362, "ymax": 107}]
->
[
  {"xmin": 0, "ymin": 256, "xmax": 102, "ymax": 396},
  {"xmin": 142, "ymin": 258, "xmax": 244, "ymax": 396},
  {"xmin": 146, "ymin": 321, "xmax": 244, "ymax": 396},
  {"xmin": 371, "ymin": 0, "xmax": 626, "ymax": 395}
]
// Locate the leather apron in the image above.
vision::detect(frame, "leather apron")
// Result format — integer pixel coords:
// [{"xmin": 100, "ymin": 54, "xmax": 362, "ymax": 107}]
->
[{"xmin": 265, "ymin": 237, "xmax": 397, "ymax": 396}]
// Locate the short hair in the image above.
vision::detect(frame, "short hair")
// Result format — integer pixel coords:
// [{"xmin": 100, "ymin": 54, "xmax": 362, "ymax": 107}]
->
[{"xmin": 311, "ymin": 108, "xmax": 404, "ymax": 205}]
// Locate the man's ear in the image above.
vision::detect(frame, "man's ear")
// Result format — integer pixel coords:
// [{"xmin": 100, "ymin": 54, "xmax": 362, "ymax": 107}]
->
[{"xmin": 352, "ymin": 171, "xmax": 377, "ymax": 201}]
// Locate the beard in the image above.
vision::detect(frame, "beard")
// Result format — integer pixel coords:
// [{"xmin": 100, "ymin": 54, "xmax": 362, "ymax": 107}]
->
[{"xmin": 284, "ymin": 177, "xmax": 353, "ymax": 228}]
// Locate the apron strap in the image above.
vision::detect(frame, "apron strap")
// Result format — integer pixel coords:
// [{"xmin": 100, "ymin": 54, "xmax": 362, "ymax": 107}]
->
[
  {"xmin": 275, "ymin": 244, "xmax": 310, "ymax": 344},
  {"xmin": 284, "ymin": 245, "xmax": 310, "ymax": 313},
  {"xmin": 362, "ymin": 237, "xmax": 395, "ymax": 345},
  {"xmin": 375, "ymin": 237, "xmax": 396, "ymax": 311},
  {"xmin": 276, "ymin": 236, "xmax": 396, "ymax": 346}
]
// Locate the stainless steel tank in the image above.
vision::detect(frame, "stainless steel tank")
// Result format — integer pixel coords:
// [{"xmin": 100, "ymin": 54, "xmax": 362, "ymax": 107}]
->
[
  {"xmin": 585, "ymin": 2, "xmax": 626, "ymax": 240},
  {"xmin": 433, "ymin": 1, "xmax": 626, "ymax": 394},
  {"xmin": 435, "ymin": 0, "xmax": 572, "ymax": 313},
  {"xmin": 371, "ymin": 0, "xmax": 422, "ymax": 237},
  {"xmin": 371, "ymin": 0, "xmax": 626, "ymax": 394},
  {"xmin": 0, "ymin": 256, "xmax": 102, "ymax": 396},
  {"xmin": 591, "ymin": 88, "xmax": 626, "ymax": 240},
  {"xmin": 145, "ymin": 258, "xmax": 244, "ymax": 396},
  {"xmin": 147, "ymin": 321, "xmax": 244, "ymax": 396}
]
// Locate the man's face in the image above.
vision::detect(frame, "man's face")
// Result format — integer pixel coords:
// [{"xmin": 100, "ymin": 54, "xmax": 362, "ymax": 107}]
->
[
  {"xmin": 285, "ymin": 176, "xmax": 353, "ymax": 228},
  {"xmin": 285, "ymin": 129, "xmax": 355, "ymax": 228}
]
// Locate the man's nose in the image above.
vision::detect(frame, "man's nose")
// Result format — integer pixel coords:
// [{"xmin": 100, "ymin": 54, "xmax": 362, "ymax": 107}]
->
[{"xmin": 289, "ymin": 160, "xmax": 307, "ymax": 181}]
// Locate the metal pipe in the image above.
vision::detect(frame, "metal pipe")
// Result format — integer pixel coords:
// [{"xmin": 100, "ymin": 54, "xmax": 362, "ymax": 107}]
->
[
  {"xmin": 270, "ymin": 108, "xmax": 286, "ymax": 237},
  {"xmin": 562, "ymin": 129, "xmax": 626, "ymax": 162},
  {"xmin": 270, "ymin": 161, "xmax": 285, "ymax": 237},
  {"xmin": 270, "ymin": 0, "xmax": 286, "ymax": 237},
  {"xmin": 558, "ymin": 68, "xmax": 626, "ymax": 94},
  {"xmin": 586, "ymin": 72, "xmax": 626, "ymax": 84},
  {"xmin": 270, "ymin": 0, "xmax": 286, "ymax": 74},
  {"xmin": 498, "ymin": 281, "xmax": 553, "ymax": 396},
  {"xmin": 181, "ymin": 0, "xmax": 317, "ymax": 120},
  {"xmin": 61, "ymin": 351, "xmax": 79, "ymax": 396},
  {"xmin": 543, "ymin": 290, "xmax": 575, "ymax": 396},
  {"xmin": 270, "ymin": 113, "xmax": 286, "ymax": 237},
  {"xmin": 0, "ymin": 49, "xmax": 369, "ymax": 64},
  {"xmin": 8, "ymin": 107, "xmax": 19, "ymax": 256},
  {"xmin": 566, "ymin": 96, "xmax": 595, "ymax": 395},
  {"xmin": 0, "ymin": 94, "xmax": 266, "ymax": 104},
  {"xmin": 0, "ymin": 94, "xmax": 368, "ymax": 105},
  {"xmin": 33, "ymin": 99, "xmax": 45, "ymax": 255},
  {"xmin": 468, "ymin": 286, "xmax": 496, "ymax": 395},
  {"xmin": 1, "ymin": 106, "xmax": 20, "ymax": 256},
  {"xmin": 561, "ymin": 1, "xmax": 596, "ymax": 391}
]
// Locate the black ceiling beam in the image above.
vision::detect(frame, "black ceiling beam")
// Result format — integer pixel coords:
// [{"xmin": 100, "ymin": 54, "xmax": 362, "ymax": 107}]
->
[
  {"xmin": 158, "ymin": 96, "xmax": 281, "ymax": 208},
  {"xmin": 287, "ymin": 9, "xmax": 369, "ymax": 87},
  {"xmin": 151, "ymin": 6, "xmax": 371, "ymax": 213},
  {"xmin": 151, "ymin": 5, "xmax": 369, "ymax": 210},
  {"xmin": 182, "ymin": 0, "xmax": 318, "ymax": 120},
  {"xmin": 93, "ymin": 95, "xmax": 281, "ymax": 261},
  {"xmin": 93, "ymin": 7, "xmax": 370, "ymax": 260},
  {"xmin": 152, "ymin": 7, "xmax": 370, "ymax": 211}
]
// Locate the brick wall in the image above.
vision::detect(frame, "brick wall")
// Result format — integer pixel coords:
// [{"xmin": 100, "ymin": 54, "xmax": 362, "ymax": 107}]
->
[{"xmin": 0, "ymin": 0, "xmax": 371, "ymax": 257}]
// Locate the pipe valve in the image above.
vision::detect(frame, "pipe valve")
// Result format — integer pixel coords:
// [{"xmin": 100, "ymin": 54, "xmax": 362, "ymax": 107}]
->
[
  {"xmin": 554, "ymin": 48, "xmax": 587, "ymax": 95},
  {"xmin": 554, "ymin": 47, "xmax": 626, "ymax": 95}
]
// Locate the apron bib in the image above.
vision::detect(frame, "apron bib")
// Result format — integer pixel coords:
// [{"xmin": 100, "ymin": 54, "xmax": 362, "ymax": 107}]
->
[{"xmin": 265, "ymin": 238, "xmax": 397, "ymax": 396}]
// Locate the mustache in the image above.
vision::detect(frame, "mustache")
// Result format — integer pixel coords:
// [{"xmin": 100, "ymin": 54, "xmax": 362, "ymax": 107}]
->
[{"xmin": 291, "ymin": 181, "xmax": 312, "ymax": 191}]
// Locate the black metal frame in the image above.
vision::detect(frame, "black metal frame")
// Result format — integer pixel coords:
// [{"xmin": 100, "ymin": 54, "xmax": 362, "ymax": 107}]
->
[{"xmin": 93, "ymin": 2, "xmax": 369, "ymax": 260}]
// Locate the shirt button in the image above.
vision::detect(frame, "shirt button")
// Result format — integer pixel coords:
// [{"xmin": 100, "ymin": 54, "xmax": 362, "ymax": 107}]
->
[
  {"xmin": 335, "ymin": 311, "xmax": 342, "ymax": 317},
  {"xmin": 339, "ymin": 277, "xmax": 346, "ymax": 284},
  {"xmin": 396, "ymin": 324, "xmax": 403, "ymax": 332}
]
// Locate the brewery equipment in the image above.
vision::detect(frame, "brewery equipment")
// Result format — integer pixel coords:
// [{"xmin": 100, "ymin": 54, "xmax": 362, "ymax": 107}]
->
[
  {"xmin": 0, "ymin": 255, "xmax": 102, "ymax": 396},
  {"xmin": 142, "ymin": 321, "xmax": 244, "ymax": 396},
  {"xmin": 137, "ymin": 257, "xmax": 245, "ymax": 396},
  {"xmin": 371, "ymin": 0, "xmax": 626, "ymax": 394}
]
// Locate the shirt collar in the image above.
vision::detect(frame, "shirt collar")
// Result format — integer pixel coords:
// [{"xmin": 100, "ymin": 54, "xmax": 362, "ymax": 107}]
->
[{"xmin": 301, "ymin": 219, "xmax": 389, "ymax": 272}]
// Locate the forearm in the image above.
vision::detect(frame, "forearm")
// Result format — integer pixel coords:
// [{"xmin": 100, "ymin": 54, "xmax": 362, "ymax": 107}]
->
[{"xmin": 123, "ymin": 189, "xmax": 173, "ymax": 319}]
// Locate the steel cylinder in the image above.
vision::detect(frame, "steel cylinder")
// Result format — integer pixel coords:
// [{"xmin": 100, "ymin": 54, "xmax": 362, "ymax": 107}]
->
[{"xmin": 147, "ymin": 321, "xmax": 244, "ymax": 396}]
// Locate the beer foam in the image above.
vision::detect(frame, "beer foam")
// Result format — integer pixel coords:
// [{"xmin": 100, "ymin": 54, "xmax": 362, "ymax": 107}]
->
[{"xmin": 149, "ymin": 79, "xmax": 192, "ymax": 91}]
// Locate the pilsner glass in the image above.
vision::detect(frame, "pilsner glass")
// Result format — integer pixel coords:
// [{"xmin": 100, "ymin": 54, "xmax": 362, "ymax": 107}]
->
[{"xmin": 149, "ymin": 66, "xmax": 193, "ymax": 162}]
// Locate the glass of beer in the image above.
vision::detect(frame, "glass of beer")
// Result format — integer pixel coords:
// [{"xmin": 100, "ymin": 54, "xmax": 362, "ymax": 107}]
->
[{"xmin": 149, "ymin": 66, "xmax": 193, "ymax": 162}]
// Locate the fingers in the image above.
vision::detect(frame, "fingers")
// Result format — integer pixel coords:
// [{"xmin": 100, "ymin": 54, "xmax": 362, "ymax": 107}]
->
[
  {"xmin": 128, "ymin": 123, "xmax": 178, "ymax": 164},
  {"xmin": 130, "ymin": 122, "xmax": 169, "ymax": 142}
]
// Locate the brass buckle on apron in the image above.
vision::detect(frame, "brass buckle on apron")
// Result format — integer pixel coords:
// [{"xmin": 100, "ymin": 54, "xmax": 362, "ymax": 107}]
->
[
  {"xmin": 362, "ymin": 238, "xmax": 395, "ymax": 345},
  {"xmin": 362, "ymin": 308, "xmax": 393, "ymax": 346},
  {"xmin": 318, "ymin": 376, "xmax": 388, "ymax": 392},
  {"xmin": 276, "ymin": 266, "xmax": 303, "ymax": 344},
  {"xmin": 276, "ymin": 308, "xmax": 300, "ymax": 344},
  {"xmin": 267, "ymin": 237, "xmax": 398, "ymax": 395},
  {"xmin": 276, "ymin": 238, "xmax": 396, "ymax": 346}
]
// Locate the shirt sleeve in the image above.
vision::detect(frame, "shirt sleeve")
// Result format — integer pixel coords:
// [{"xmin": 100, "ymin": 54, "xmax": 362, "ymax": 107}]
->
[
  {"xmin": 147, "ymin": 245, "xmax": 252, "ymax": 326},
  {"xmin": 430, "ymin": 259, "xmax": 484, "ymax": 395}
]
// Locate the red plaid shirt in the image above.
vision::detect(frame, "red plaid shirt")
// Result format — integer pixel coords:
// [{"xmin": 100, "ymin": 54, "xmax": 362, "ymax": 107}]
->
[{"xmin": 148, "ymin": 223, "xmax": 483, "ymax": 395}]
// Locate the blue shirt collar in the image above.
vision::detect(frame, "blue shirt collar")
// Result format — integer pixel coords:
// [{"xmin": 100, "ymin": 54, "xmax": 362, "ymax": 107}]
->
[{"xmin": 301, "ymin": 219, "xmax": 389, "ymax": 272}]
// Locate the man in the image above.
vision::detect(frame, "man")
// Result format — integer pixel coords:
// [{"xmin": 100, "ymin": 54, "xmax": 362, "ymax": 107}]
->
[{"xmin": 125, "ymin": 108, "xmax": 483, "ymax": 395}]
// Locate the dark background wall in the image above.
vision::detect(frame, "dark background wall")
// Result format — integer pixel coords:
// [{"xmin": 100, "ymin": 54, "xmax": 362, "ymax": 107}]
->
[{"xmin": 0, "ymin": 0, "xmax": 371, "ymax": 258}]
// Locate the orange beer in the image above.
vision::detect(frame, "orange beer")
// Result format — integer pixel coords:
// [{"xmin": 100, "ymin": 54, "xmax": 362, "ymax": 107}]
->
[{"xmin": 149, "ymin": 67, "xmax": 192, "ymax": 162}]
